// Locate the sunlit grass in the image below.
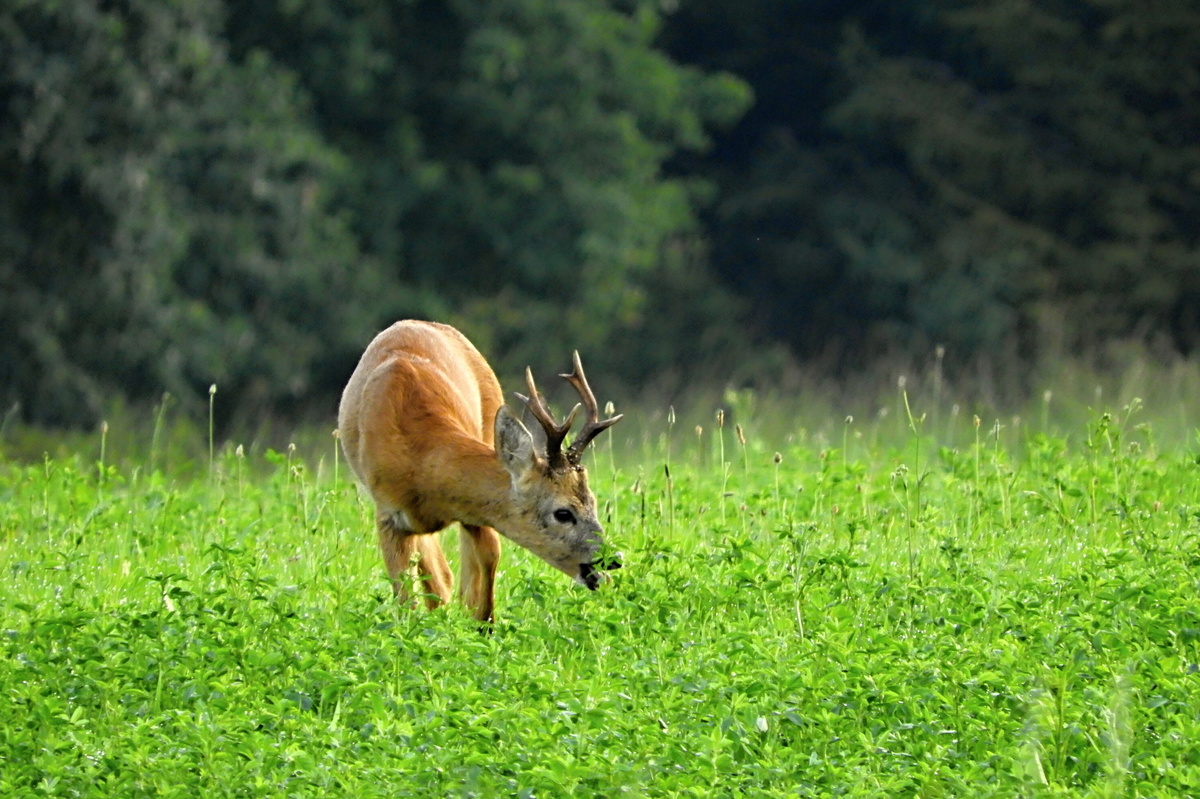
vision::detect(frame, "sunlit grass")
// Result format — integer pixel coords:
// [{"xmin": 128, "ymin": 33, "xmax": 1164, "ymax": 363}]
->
[{"xmin": 2, "ymin": 385, "xmax": 1200, "ymax": 796}]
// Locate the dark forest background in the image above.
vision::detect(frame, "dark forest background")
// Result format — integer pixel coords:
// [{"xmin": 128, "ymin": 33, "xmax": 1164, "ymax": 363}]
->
[{"xmin": 3, "ymin": 0, "xmax": 1198, "ymax": 430}]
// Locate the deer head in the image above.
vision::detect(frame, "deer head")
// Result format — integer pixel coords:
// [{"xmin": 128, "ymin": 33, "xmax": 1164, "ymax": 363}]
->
[{"xmin": 495, "ymin": 351, "xmax": 624, "ymax": 588}]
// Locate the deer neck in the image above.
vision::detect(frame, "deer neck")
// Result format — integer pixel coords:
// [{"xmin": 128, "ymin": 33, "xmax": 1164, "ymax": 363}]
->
[{"xmin": 425, "ymin": 437, "xmax": 521, "ymax": 531}]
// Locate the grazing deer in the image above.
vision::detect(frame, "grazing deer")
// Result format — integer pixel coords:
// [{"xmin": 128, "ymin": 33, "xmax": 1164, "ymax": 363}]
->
[{"xmin": 337, "ymin": 320, "xmax": 623, "ymax": 623}]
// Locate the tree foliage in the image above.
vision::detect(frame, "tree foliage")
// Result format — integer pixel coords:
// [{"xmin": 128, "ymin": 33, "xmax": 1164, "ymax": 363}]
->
[
  {"xmin": 1, "ymin": 0, "xmax": 752, "ymax": 427},
  {"xmin": 664, "ymin": 0, "xmax": 1200, "ymax": 368},
  {"xmin": 3, "ymin": 0, "xmax": 1198, "ymax": 429},
  {"xmin": 0, "ymin": 0, "xmax": 377, "ymax": 426},
  {"xmin": 224, "ymin": 0, "xmax": 751, "ymax": 377}
]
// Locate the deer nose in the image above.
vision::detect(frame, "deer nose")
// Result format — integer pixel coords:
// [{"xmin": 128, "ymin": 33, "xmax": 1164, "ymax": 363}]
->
[
  {"xmin": 578, "ymin": 561, "xmax": 601, "ymax": 591},
  {"xmin": 578, "ymin": 553, "xmax": 622, "ymax": 590}
]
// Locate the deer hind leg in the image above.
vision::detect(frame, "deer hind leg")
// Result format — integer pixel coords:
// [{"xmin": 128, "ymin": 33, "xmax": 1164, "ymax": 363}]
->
[
  {"xmin": 377, "ymin": 512, "xmax": 417, "ymax": 605},
  {"xmin": 460, "ymin": 524, "xmax": 501, "ymax": 623},
  {"xmin": 376, "ymin": 512, "xmax": 452, "ymax": 609},
  {"xmin": 413, "ymin": 534, "xmax": 453, "ymax": 610}
]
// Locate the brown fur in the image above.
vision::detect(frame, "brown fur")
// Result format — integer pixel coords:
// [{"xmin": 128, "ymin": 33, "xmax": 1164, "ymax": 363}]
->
[{"xmin": 338, "ymin": 320, "xmax": 613, "ymax": 623}]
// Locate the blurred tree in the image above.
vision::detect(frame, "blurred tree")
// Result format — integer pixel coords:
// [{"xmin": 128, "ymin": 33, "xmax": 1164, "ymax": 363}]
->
[
  {"xmin": 224, "ymin": 0, "xmax": 753, "ymax": 382},
  {"xmin": 6, "ymin": 0, "xmax": 1198, "ymax": 432},
  {"xmin": 832, "ymin": 0, "xmax": 1200, "ymax": 357},
  {"xmin": 659, "ymin": 0, "xmax": 933, "ymax": 365},
  {"xmin": 0, "ymin": 0, "xmax": 383, "ymax": 427},
  {"xmin": 663, "ymin": 0, "xmax": 1200, "ymax": 369}
]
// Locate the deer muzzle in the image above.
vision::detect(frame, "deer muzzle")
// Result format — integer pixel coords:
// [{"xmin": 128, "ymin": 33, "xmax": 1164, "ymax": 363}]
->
[{"xmin": 578, "ymin": 554, "xmax": 623, "ymax": 591}]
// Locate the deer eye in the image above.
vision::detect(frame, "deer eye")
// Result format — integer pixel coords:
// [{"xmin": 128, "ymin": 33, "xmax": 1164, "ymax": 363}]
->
[{"xmin": 553, "ymin": 508, "xmax": 576, "ymax": 524}]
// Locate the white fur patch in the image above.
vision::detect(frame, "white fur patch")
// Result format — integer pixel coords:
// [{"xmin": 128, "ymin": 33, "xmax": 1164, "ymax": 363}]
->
[{"xmin": 387, "ymin": 508, "xmax": 416, "ymax": 533}]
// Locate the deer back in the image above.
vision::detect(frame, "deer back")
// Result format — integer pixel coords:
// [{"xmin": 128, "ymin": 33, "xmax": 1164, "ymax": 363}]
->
[{"xmin": 337, "ymin": 321, "xmax": 503, "ymax": 514}]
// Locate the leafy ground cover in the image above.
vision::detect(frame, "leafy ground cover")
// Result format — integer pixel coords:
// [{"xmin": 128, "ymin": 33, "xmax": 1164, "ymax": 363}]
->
[{"xmin": 2, "ymin": 405, "xmax": 1199, "ymax": 797}]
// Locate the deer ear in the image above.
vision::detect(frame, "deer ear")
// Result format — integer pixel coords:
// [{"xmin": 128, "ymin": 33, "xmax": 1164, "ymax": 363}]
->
[{"xmin": 495, "ymin": 405, "xmax": 536, "ymax": 480}]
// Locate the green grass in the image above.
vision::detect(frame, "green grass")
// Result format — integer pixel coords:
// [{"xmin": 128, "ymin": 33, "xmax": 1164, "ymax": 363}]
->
[{"xmin": 2, "ymin": 402, "xmax": 1200, "ymax": 797}]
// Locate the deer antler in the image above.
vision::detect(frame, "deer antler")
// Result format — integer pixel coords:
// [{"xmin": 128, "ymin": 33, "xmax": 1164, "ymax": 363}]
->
[
  {"xmin": 561, "ymin": 351, "xmax": 623, "ymax": 465},
  {"xmin": 516, "ymin": 352, "xmax": 622, "ymax": 468},
  {"xmin": 516, "ymin": 366, "xmax": 579, "ymax": 468}
]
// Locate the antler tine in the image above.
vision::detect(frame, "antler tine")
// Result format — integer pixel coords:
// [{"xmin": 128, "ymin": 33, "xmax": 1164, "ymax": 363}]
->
[
  {"xmin": 561, "ymin": 351, "xmax": 624, "ymax": 464},
  {"xmin": 519, "ymin": 366, "xmax": 578, "ymax": 465}
]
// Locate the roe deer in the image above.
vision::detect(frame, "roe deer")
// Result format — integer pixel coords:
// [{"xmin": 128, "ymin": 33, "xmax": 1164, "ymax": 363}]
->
[{"xmin": 337, "ymin": 320, "xmax": 622, "ymax": 623}]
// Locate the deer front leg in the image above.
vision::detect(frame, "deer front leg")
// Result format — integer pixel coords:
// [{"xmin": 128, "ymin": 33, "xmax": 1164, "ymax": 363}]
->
[
  {"xmin": 413, "ymin": 533, "xmax": 453, "ymax": 609},
  {"xmin": 460, "ymin": 524, "xmax": 501, "ymax": 623}
]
